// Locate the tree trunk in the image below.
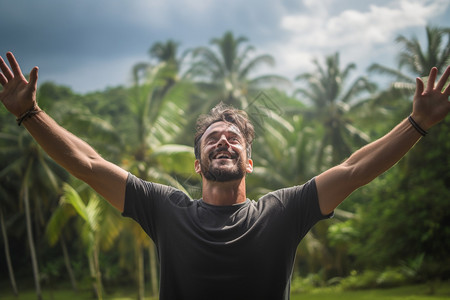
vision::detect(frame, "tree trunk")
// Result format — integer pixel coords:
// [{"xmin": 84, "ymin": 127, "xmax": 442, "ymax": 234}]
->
[
  {"xmin": 88, "ymin": 248, "xmax": 102, "ymax": 300},
  {"xmin": 137, "ymin": 244, "xmax": 145, "ymax": 300},
  {"xmin": 88, "ymin": 252, "xmax": 96, "ymax": 297},
  {"xmin": 23, "ymin": 182, "xmax": 42, "ymax": 300},
  {"xmin": 60, "ymin": 236, "xmax": 78, "ymax": 291},
  {"xmin": 88, "ymin": 243, "xmax": 103, "ymax": 300},
  {"xmin": 149, "ymin": 241, "xmax": 158, "ymax": 297},
  {"xmin": 93, "ymin": 243, "xmax": 103, "ymax": 300},
  {"xmin": 0, "ymin": 207, "xmax": 18, "ymax": 296}
]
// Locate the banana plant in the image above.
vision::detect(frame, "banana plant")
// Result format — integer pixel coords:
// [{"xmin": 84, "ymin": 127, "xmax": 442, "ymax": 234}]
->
[{"xmin": 46, "ymin": 182, "xmax": 122, "ymax": 300}]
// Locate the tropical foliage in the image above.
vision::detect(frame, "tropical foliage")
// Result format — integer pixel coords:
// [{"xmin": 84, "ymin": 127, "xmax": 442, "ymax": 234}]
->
[
  {"xmin": 295, "ymin": 52, "xmax": 375, "ymax": 169},
  {"xmin": 0, "ymin": 26, "xmax": 449, "ymax": 299},
  {"xmin": 190, "ymin": 31, "xmax": 290, "ymax": 109}
]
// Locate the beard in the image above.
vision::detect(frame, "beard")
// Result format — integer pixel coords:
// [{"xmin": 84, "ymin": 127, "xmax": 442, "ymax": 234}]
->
[{"xmin": 200, "ymin": 148, "xmax": 247, "ymax": 182}]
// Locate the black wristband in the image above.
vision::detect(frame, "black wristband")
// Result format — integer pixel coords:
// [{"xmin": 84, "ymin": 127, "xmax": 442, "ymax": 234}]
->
[
  {"xmin": 408, "ymin": 115, "xmax": 428, "ymax": 136},
  {"xmin": 16, "ymin": 105, "xmax": 42, "ymax": 126}
]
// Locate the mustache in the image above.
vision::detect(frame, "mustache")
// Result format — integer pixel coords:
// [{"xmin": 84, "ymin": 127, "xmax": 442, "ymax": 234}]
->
[{"xmin": 209, "ymin": 146, "xmax": 238, "ymax": 159}]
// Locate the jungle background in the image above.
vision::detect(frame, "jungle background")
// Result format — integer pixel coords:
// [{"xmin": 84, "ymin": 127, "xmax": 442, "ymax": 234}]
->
[{"xmin": 0, "ymin": 25, "xmax": 449, "ymax": 299}]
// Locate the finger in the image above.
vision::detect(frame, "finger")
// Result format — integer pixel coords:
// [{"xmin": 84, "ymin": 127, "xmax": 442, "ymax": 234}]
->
[
  {"xmin": 415, "ymin": 77, "xmax": 424, "ymax": 97},
  {"xmin": 443, "ymin": 80, "xmax": 450, "ymax": 96},
  {"xmin": 0, "ymin": 55, "xmax": 14, "ymax": 80},
  {"xmin": 0, "ymin": 72, "xmax": 7, "ymax": 86},
  {"xmin": 435, "ymin": 65, "xmax": 450, "ymax": 92},
  {"xmin": 29, "ymin": 66, "xmax": 39, "ymax": 87},
  {"xmin": 425, "ymin": 67, "xmax": 437, "ymax": 93},
  {"xmin": 6, "ymin": 52, "xmax": 24, "ymax": 78}
]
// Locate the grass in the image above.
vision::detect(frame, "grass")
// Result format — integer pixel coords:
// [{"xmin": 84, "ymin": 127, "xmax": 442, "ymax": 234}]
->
[
  {"xmin": 0, "ymin": 287, "xmax": 158, "ymax": 300},
  {"xmin": 291, "ymin": 283, "xmax": 450, "ymax": 300},
  {"xmin": 0, "ymin": 283, "xmax": 449, "ymax": 299}
]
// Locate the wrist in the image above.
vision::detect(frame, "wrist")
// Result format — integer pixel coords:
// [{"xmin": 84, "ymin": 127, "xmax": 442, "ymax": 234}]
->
[
  {"xmin": 410, "ymin": 112, "xmax": 431, "ymax": 131},
  {"xmin": 16, "ymin": 104, "xmax": 43, "ymax": 126},
  {"xmin": 11, "ymin": 101, "xmax": 39, "ymax": 119},
  {"xmin": 408, "ymin": 114, "xmax": 428, "ymax": 136}
]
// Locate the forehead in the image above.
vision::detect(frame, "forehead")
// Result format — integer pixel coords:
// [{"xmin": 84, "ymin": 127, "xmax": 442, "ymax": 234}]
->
[{"xmin": 202, "ymin": 121, "xmax": 242, "ymax": 139}]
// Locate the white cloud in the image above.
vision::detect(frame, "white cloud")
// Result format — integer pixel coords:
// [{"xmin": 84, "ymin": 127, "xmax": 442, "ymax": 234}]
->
[
  {"xmin": 3, "ymin": 0, "xmax": 448, "ymax": 93},
  {"xmin": 274, "ymin": 0, "xmax": 449, "ymax": 79}
]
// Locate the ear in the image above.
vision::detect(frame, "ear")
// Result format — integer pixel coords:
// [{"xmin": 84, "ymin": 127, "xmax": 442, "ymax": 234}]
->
[
  {"xmin": 194, "ymin": 159, "xmax": 202, "ymax": 174},
  {"xmin": 246, "ymin": 159, "xmax": 253, "ymax": 174}
]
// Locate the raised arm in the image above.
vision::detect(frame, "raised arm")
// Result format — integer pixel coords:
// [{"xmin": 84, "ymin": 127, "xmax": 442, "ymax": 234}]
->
[
  {"xmin": 0, "ymin": 52, "xmax": 128, "ymax": 211},
  {"xmin": 315, "ymin": 66, "xmax": 450, "ymax": 215}
]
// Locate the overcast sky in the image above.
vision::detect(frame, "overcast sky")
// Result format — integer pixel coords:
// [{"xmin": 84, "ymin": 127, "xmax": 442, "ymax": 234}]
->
[{"xmin": 1, "ymin": 0, "xmax": 449, "ymax": 94}]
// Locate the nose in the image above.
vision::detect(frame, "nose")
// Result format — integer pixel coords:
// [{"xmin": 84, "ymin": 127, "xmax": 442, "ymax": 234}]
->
[{"xmin": 217, "ymin": 134, "xmax": 230, "ymax": 147}]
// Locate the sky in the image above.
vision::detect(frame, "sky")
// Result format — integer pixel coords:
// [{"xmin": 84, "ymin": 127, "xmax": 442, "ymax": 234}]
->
[{"xmin": 1, "ymin": 0, "xmax": 449, "ymax": 94}]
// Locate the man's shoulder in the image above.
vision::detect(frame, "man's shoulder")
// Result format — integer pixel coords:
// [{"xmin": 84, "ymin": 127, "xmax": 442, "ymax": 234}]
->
[
  {"xmin": 258, "ymin": 178, "xmax": 316, "ymax": 201},
  {"xmin": 126, "ymin": 173, "xmax": 193, "ymax": 204}
]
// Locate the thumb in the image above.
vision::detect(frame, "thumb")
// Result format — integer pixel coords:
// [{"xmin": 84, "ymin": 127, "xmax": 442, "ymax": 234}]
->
[
  {"xmin": 29, "ymin": 66, "xmax": 39, "ymax": 87},
  {"xmin": 414, "ymin": 77, "xmax": 424, "ymax": 97}
]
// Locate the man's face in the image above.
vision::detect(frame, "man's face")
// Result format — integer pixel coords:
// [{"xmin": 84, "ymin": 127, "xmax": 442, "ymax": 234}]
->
[{"xmin": 195, "ymin": 121, "xmax": 253, "ymax": 182}]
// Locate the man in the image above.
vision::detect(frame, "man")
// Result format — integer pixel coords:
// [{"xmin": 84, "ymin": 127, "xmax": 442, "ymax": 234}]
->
[{"xmin": 1, "ymin": 52, "xmax": 449, "ymax": 299}]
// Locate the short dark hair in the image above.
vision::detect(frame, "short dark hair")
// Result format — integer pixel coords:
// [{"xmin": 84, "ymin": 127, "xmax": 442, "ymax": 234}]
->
[{"xmin": 194, "ymin": 103, "xmax": 255, "ymax": 159}]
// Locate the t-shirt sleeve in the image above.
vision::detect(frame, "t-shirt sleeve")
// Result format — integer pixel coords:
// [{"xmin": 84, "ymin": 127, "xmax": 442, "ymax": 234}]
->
[
  {"xmin": 273, "ymin": 177, "xmax": 333, "ymax": 242},
  {"xmin": 121, "ymin": 173, "xmax": 179, "ymax": 240}
]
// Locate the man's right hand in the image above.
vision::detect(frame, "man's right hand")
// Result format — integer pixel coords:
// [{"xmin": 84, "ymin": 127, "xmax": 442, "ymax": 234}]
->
[
  {"xmin": 0, "ymin": 52, "xmax": 39, "ymax": 117},
  {"xmin": 1, "ymin": 51, "xmax": 128, "ymax": 212}
]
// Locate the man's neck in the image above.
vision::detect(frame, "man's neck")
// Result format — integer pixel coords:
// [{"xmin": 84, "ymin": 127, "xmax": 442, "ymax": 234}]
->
[{"xmin": 201, "ymin": 178, "xmax": 247, "ymax": 206}]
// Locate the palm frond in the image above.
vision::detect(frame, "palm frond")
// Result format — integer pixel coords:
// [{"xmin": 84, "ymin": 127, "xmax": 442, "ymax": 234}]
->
[
  {"xmin": 239, "ymin": 54, "xmax": 275, "ymax": 80},
  {"xmin": 61, "ymin": 184, "xmax": 88, "ymax": 222},
  {"xmin": 45, "ymin": 203, "xmax": 75, "ymax": 246}
]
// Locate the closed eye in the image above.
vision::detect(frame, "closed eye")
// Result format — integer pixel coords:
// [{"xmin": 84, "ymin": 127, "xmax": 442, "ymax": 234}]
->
[{"xmin": 229, "ymin": 136, "xmax": 241, "ymax": 143}]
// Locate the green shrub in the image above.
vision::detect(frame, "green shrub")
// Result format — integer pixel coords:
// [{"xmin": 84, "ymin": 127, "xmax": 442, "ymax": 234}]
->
[
  {"xmin": 376, "ymin": 269, "xmax": 408, "ymax": 287},
  {"xmin": 291, "ymin": 273, "xmax": 325, "ymax": 293},
  {"xmin": 339, "ymin": 268, "xmax": 410, "ymax": 290},
  {"xmin": 339, "ymin": 270, "xmax": 379, "ymax": 290}
]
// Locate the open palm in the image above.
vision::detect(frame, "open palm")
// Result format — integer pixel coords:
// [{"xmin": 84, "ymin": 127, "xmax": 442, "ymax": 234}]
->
[
  {"xmin": 413, "ymin": 66, "xmax": 450, "ymax": 130},
  {"xmin": 0, "ymin": 52, "xmax": 38, "ymax": 117}
]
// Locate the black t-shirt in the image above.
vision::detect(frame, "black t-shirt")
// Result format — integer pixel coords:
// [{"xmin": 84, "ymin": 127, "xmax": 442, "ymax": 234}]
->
[{"xmin": 122, "ymin": 173, "xmax": 332, "ymax": 300}]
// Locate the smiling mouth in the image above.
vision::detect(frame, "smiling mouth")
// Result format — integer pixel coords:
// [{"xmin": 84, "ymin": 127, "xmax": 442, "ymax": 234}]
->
[
  {"xmin": 211, "ymin": 151, "xmax": 235, "ymax": 160},
  {"xmin": 215, "ymin": 154, "xmax": 231, "ymax": 159}
]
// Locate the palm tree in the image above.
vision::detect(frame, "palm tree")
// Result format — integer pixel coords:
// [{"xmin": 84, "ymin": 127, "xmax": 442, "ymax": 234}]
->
[
  {"xmin": 294, "ymin": 54, "xmax": 371, "ymax": 279},
  {"xmin": 190, "ymin": 31, "xmax": 290, "ymax": 109},
  {"xmin": 45, "ymin": 189, "xmax": 79, "ymax": 292},
  {"xmin": 132, "ymin": 40, "xmax": 192, "ymax": 96},
  {"xmin": 149, "ymin": 39, "xmax": 193, "ymax": 76},
  {"xmin": 0, "ymin": 128, "xmax": 20, "ymax": 296},
  {"xmin": 0, "ymin": 125, "xmax": 66, "ymax": 300},
  {"xmin": 47, "ymin": 182, "xmax": 122, "ymax": 300},
  {"xmin": 396, "ymin": 26, "xmax": 450, "ymax": 76},
  {"xmin": 371, "ymin": 25, "xmax": 450, "ymax": 78},
  {"xmin": 295, "ymin": 52, "xmax": 375, "ymax": 169},
  {"xmin": 0, "ymin": 83, "xmax": 122, "ymax": 299},
  {"xmin": 248, "ymin": 103, "xmax": 316, "ymax": 197},
  {"xmin": 124, "ymin": 58, "xmax": 198, "ymax": 298},
  {"xmin": 368, "ymin": 25, "xmax": 450, "ymax": 100},
  {"xmin": 246, "ymin": 97, "xmax": 355, "ymax": 281},
  {"xmin": 127, "ymin": 62, "xmax": 196, "ymax": 183},
  {"xmin": 0, "ymin": 187, "xmax": 18, "ymax": 296},
  {"xmin": 149, "ymin": 40, "xmax": 179, "ymax": 64}
]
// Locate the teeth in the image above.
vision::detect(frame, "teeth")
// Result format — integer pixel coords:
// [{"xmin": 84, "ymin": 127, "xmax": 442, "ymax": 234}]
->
[{"xmin": 215, "ymin": 153, "xmax": 231, "ymax": 159}]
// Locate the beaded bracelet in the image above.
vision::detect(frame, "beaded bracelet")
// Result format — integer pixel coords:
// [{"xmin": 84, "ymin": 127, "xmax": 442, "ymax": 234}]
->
[
  {"xmin": 16, "ymin": 105, "xmax": 42, "ymax": 126},
  {"xmin": 408, "ymin": 115, "xmax": 428, "ymax": 136}
]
